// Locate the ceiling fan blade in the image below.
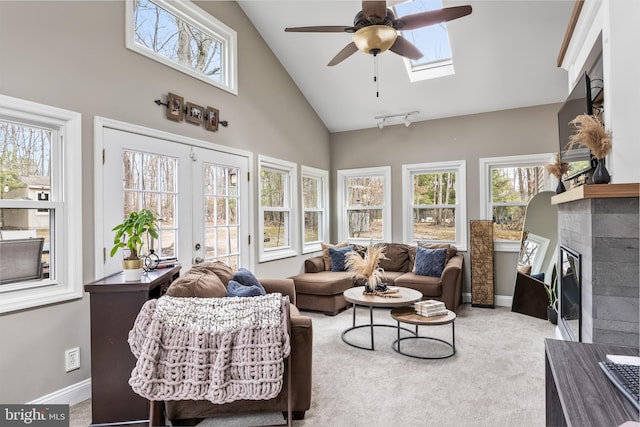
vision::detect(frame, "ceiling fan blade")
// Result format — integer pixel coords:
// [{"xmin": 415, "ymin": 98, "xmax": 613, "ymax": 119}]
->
[
  {"xmin": 362, "ymin": 1, "xmax": 388, "ymax": 23},
  {"xmin": 389, "ymin": 35, "xmax": 423, "ymax": 60},
  {"xmin": 285, "ymin": 26, "xmax": 354, "ymax": 33},
  {"xmin": 394, "ymin": 5, "xmax": 472, "ymax": 31},
  {"xmin": 327, "ymin": 42, "xmax": 359, "ymax": 66}
]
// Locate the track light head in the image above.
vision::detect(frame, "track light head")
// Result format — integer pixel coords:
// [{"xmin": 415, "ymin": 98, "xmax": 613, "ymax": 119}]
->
[
  {"xmin": 404, "ymin": 114, "xmax": 411, "ymax": 127},
  {"xmin": 377, "ymin": 118, "xmax": 385, "ymax": 129}
]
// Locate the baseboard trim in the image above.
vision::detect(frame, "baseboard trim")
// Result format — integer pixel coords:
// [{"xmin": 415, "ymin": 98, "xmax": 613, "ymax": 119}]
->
[
  {"xmin": 28, "ymin": 378, "xmax": 91, "ymax": 406},
  {"xmin": 462, "ymin": 293, "xmax": 513, "ymax": 308}
]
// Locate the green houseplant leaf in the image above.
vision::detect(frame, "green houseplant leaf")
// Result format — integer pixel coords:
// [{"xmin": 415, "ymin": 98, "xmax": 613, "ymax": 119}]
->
[{"xmin": 110, "ymin": 209, "xmax": 161, "ymax": 261}]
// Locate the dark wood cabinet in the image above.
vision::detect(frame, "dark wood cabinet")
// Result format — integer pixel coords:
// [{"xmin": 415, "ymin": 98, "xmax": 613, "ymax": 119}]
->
[
  {"xmin": 84, "ymin": 266, "xmax": 180, "ymax": 426},
  {"xmin": 545, "ymin": 338, "xmax": 639, "ymax": 426}
]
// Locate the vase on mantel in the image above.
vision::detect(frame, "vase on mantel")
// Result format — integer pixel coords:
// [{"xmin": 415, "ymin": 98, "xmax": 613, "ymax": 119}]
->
[{"xmin": 592, "ymin": 158, "xmax": 611, "ymax": 184}]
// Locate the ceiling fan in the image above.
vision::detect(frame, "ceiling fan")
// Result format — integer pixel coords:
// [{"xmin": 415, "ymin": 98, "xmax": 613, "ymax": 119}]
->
[{"xmin": 285, "ymin": 1, "xmax": 472, "ymax": 66}]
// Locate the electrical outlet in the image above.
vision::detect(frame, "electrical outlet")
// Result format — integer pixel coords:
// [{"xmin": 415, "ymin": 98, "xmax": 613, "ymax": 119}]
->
[{"xmin": 65, "ymin": 347, "xmax": 80, "ymax": 372}]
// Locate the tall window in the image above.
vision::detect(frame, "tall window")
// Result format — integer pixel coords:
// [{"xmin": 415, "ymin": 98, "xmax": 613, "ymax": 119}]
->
[
  {"xmin": 126, "ymin": 0, "xmax": 238, "ymax": 95},
  {"xmin": 258, "ymin": 156, "xmax": 297, "ymax": 262},
  {"xmin": 0, "ymin": 95, "xmax": 82, "ymax": 313},
  {"xmin": 480, "ymin": 154, "xmax": 553, "ymax": 251},
  {"xmin": 301, "ymin": 166, "xmax": 329, "ymax": 254},
  {"xmin": 337, "ymin": 167, "xmax": 391, "ymax": 243},
  {"xmin": 402, "ymin": 160, "xmax": 467, "ymax": 250}
]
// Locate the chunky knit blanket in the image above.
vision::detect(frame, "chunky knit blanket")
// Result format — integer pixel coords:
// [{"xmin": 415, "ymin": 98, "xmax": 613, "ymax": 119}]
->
[{"xmin": 128, "ymin": 293, "xmax": 290, "ymax": 404}]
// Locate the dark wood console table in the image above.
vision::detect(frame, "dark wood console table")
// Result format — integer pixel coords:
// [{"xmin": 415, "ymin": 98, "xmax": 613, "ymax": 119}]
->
[
  {"xmin": 545, "ymin": 338, "xmax": 639, "ymax": 426},
  {"xmin": 84, "ymin": 266, "xmax": 181, "ymax": 426}
]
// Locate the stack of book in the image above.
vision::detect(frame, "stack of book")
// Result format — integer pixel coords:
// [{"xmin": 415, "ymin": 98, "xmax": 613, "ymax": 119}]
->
[
  {"xmin": 156, "ymin": 257, "xmax": 179, "ymax": 269},
  {"xmin": 414, "ymin": 300, "xmax": 448, "ymax": 318}
]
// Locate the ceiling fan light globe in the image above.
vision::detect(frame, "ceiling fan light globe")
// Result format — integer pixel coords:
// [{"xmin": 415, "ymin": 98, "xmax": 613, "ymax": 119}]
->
[{"xmin": 352, "ymin": 25, "xmax": 398, "ymax": 55}]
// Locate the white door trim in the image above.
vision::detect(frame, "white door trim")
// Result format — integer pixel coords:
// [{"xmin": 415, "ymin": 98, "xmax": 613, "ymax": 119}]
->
[{"xmin": 94, "ymin": 117, "xmax": 254, "ymax": 280}]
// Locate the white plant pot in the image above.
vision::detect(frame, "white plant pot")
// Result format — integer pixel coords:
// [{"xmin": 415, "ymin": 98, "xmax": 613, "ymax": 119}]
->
[
  {"xmin": 122, "ymin": 259, "xmax": 143, "ymax": 282},
  {"xmin": 123, "ymin": 268, "xmax": 143, "ymax": 282}
]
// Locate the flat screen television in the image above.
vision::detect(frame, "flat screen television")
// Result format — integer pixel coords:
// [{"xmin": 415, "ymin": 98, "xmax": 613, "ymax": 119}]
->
[{"xmin": 557, "ymin": 72, "xmax": 597, "ymax": 180}]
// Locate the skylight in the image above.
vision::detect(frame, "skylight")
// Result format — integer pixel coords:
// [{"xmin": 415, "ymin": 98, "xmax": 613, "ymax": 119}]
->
[{"xmin": 394, "ymin": 0, "xmax": 456, "ymax": 82}]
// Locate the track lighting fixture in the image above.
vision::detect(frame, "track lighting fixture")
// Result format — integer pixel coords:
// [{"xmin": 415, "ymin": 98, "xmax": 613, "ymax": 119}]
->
[{"xmin": 374, "ymin": 111, "xmax": 419, "ymax": 129}]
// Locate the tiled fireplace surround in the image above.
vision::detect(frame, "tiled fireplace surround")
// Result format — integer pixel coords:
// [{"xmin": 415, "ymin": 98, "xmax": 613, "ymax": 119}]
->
[{"xmin": 554, "ymin": 184, "xmax": 639, "ymax": 347}]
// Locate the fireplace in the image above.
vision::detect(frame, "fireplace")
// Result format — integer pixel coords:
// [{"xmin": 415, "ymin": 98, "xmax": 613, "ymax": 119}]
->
[
  {"xmin": 554, "ymin": 184, "xmax": 639, "ymax": 347},
  {"xmin": 559, "ymin": 245, "xmax": 581, "ymax": 341}
]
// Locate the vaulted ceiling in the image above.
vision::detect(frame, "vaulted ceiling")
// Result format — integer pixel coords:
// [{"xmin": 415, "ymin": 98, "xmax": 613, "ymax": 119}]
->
[{"xmin": 238, "ymin": 1, "xmax": 574, "ymax": 133}]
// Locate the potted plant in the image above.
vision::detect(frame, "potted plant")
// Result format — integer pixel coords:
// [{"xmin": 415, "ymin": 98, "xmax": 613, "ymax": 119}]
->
[
  {"xmin": 110, "ymin": 208, "xmax": 161, "ymax": 282},
  {"xmin": 568, "ymin": 114, "xmax": 613, "ymax": 184},
  {"xmin": 545, "ymin": 152, "xmax": 569, "ymax": 194},
  {"xmin": 544, "ymin": 265, "xmax": 559, "ymax": 325}
]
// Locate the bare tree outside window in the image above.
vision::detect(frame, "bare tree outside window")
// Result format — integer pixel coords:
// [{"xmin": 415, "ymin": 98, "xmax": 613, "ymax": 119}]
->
[
  {"xmin": 133, "ymin": 0, "xmax": 222, "ymax": 81},
  {"xmin": 411, "ymin": 172, "xmax": 457, "ymax": 242},
  {"xmin": 491, "ymin": 166, "xmax": 544, "ymax": 241}
]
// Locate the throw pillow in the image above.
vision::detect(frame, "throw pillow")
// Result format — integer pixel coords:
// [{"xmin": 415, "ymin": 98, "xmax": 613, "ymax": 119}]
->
[
  {"xmin": 329, "ymin": 246, "xmax": 354, "ymax": 272},
  {"xmin": 191, "ymin": 261, "xmax": 234, "ymax": 287},
  {"xmin": 227, "ymin": 268, "xmax": 266, "ymax": 297},
  {"xmin": 166, "ymin": 270, "xmax": 227, "ymax": 298},
  {"xmin": 321, "ymin": 241, "xmax": 349, "ymax": 270},
  {"xmin": 227, "ymin": 279, "xmax": 266, "ymax": 297},
  {"xmin": 413, "ymin": 247, "xmax": 447, "ymax": 277}
]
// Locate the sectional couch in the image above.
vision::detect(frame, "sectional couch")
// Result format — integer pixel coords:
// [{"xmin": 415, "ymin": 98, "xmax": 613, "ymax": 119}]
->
[{"xmin": 290, "ymin": 243, "xmax": 464, "ymax": 315}]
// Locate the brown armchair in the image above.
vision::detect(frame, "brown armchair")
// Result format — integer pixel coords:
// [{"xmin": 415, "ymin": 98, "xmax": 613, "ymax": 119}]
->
[{"xmin": 150, "ymin": 278, "xmax": 313, "ymax": 426}]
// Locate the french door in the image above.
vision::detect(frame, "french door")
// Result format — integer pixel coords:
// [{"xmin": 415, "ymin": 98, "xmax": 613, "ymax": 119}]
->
[{"xmin": 100, "ymin": 126, "xmax": 249, "ymax": 278}]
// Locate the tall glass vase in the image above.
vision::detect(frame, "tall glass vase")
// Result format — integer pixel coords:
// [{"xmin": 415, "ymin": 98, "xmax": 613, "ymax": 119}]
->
[{"xmin": 592, "ymin": 158, "xmax": 610, "ymax": 184}]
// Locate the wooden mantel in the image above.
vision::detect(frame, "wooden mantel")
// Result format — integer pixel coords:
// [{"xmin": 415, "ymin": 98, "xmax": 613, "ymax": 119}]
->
[{"xmin": 551, "ymin": 183, "xmax": 640, "ymax": 205}]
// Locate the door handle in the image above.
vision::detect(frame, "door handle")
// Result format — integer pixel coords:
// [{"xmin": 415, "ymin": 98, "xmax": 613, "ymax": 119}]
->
[{"xmin": 194, "ymin": 257, "xmax": 204, "ymax": 264}]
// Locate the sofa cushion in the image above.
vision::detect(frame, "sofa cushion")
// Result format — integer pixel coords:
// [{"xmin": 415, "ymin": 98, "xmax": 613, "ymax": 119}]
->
[
  {"xmin": 395, "ymin": 272, "xmax": 442, "ymax": 297},
  {"xmin": 321, "ymin": 241, "xmax": 349, "ymax": 270},
  {"xmin": 329, "ymin": 246, "xmax": 353, "ymax": 272},
  {"xmin": 290, "ymin": 271, "xmax": 355, "ymax": 296},
  {"xmin": 413, "ymin": 247, "xmax": 447, "ymax": 277},
  {"xmin": 379, "ymin": 243, "xmax": 412, "ymax": 272},
  {"xmin": 166, "ymin": 269, "xmax": 227, "ymax": 298},
  {"xmin": 233, "ymin": 268, "xmax": 265, "ymax": 291},
  {"xmin": 190, "ymin": 261, "xmax": 234, "ymax": 287},
  {"xmin": 410, "ymin": 243, "xmax": 457, "ymax": 266}
]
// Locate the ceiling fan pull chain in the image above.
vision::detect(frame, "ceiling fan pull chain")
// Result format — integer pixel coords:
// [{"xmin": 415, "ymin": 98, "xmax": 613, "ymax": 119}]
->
[{"xmin": 374, "ymin": 54, "xmax": 379, "ymax": 98}]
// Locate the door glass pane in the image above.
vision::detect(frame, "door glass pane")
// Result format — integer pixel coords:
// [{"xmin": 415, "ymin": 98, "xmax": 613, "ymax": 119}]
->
[
  {"xmin": 122, "ymin": 150, "xmax": 177, "ymax": 259},
  {"xmin": 203, "ymin": 162, "xmax": 240, "ymax": 264},
  {"xmin": 413, "ymin": 207, "xmax": 456, "ymax": 241},
  {"xmin": 348, "ymin": 209, "xmax": 382, "ymax": 239}
]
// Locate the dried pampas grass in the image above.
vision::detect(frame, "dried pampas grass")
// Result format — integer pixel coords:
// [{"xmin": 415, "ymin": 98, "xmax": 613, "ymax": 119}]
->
[
  {"xmin": 568, "ymin": 114, "xmax": 612, "ymax": 159},
  {"xmin": 545, "ymin": 152, "xmax": 569, "ymax": 179},
  {"xmin": 345, "ymin": 242, "xmax": 387, "ymax": 287}
]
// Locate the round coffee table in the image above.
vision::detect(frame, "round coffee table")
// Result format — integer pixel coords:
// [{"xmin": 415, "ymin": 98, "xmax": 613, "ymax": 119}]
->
[
  {"xmin": 390, "ymin": 306, "xmax": 456, "ymax": 359},
  {"xmin": 342, "ymin": 286, "xmax": 423, "ymax": 351}
]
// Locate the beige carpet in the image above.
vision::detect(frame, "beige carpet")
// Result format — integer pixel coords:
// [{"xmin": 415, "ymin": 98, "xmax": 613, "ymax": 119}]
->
[{"xmin": 71, "ymin": 304, "xmax": 555, "ymax": 426}]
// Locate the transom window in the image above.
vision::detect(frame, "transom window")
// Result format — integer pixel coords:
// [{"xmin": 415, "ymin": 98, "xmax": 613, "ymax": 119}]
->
[
  {"xmin": 337, "ymin": 167, "xmax": 391, "ymax": 243},
  {"xmin": 258, "ymin": 156, "xmax": 297, "ymax": 262},
  {"xmin": 480, "ymin": 154, "xmax": 553, "ymax": 251},
  {"xmin": 301, "ymin": 166, "xmax": 329, "ymax": 254},
  {"xmin": 126, "ymin": 0, "xmax": 238, "ymax": 95},
  {"xmin": 394, "ymin": 0, "xmax": 455, "ymax": 82},
  {"xmin": 402, "ymin": 160, "xmax": 467, "ymax": 250}
]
